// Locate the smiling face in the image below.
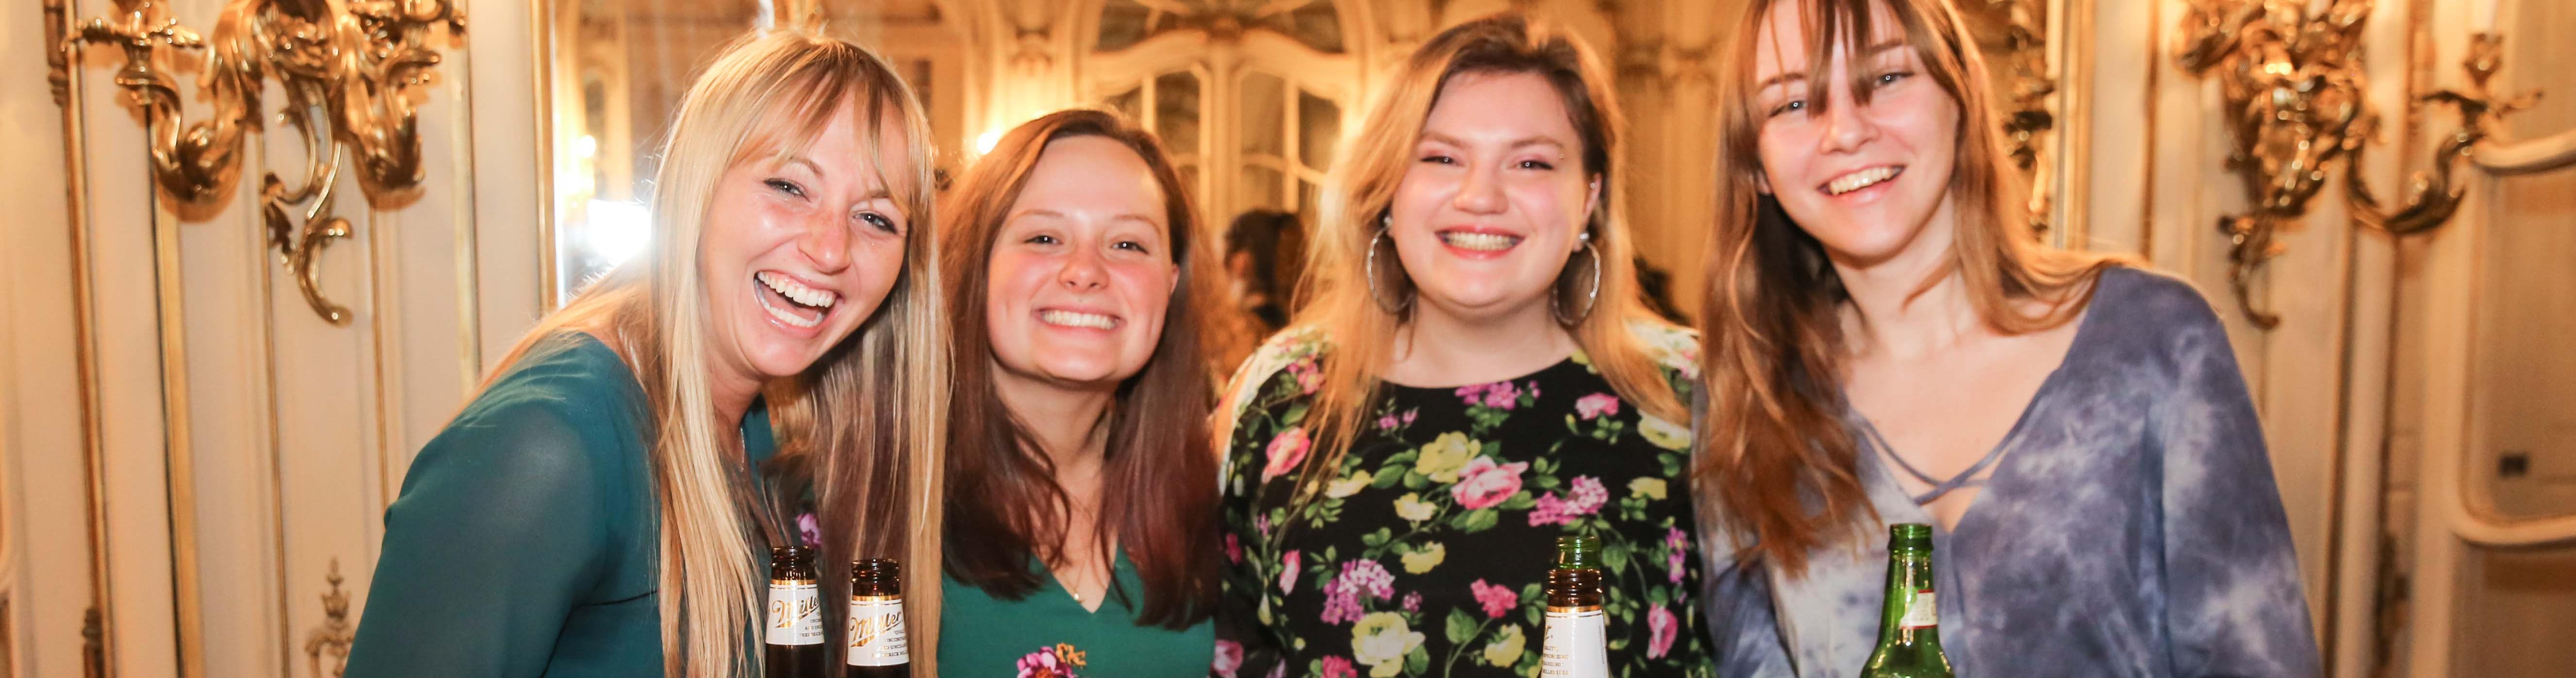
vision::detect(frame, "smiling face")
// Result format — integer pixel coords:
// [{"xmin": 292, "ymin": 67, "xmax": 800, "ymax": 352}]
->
[
  {"xmin": 697, "ymin": 100, "xmax": 916, "ymax": 385},
  {"xmin": 983, "ymin": 134, "xmax": 1180, "ymax": 391},
  {"xmin": 1751, "ymin": 0, "xmax": 1961, "ymax": 269},
  {"xmin": 1386, "ymin": 70, "xmax": 1600, "ymax": 324}
]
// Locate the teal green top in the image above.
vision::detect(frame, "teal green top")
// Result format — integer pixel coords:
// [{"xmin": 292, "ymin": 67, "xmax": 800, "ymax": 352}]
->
[
  {"xmin": 937, "ymin": 551, "xmax": 1215, "ymax": 677},
  {"xmin": 344, "ymin": 333, "xmax": 777, "ymax": 678}
]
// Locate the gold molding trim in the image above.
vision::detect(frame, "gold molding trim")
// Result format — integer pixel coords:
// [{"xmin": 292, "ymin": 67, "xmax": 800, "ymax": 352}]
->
[
  {"xmin": 300, "ymin": 559, "xmax": 353, "ymax": 678},
  {"xmin": 2174, "ymin": 0, "xmax": 2536, "ymax": 329},
  {"xmin": 45, "ymin": 0, "xmax": 119, "ymax": 675},
  {"xmin": 60, "ymin": 0, "xmax": 467, "ymax": 325}
]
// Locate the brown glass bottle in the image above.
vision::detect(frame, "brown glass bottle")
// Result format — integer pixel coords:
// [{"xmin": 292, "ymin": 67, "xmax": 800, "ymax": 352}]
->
[
  {"xmin": 844, "ymin": 558, "xmax": 910, "ymax": 678},
  {"xmin": 1541, "ymin": 535, "xmax": 1610, "ymax": 678},
  {"xmin": 765, "ymin": 546, "xmax": 826, "ymax": 678}
]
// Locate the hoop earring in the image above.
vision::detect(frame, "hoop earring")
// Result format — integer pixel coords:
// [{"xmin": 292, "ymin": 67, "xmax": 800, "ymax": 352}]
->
[
  {"xmin": 1365, "ymin": 228, "xmax": 1413, "ymax": 315},
  {"xmin": 1552, "ymin": 239, "xmax": 1602, "ymax": 327}
]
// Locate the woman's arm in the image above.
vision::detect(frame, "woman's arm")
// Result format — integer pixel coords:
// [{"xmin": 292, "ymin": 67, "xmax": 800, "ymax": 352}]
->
[
  {"xmin": 2152, "ymin": 296, "xmax": 2322, "ymax": 678},
  {"xmin": 343, "ymin": 402, "xmax": 617, "ymax": 677}
]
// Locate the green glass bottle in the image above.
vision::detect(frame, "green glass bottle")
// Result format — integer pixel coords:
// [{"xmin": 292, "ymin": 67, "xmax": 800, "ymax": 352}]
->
[
  {"xmin": 1859, "ymin": 523, "xmax": 1955, "ymax": 678},
  {"xmin": 1541, "ymin": 535, "xmax": 1610, "ymax": 678}
]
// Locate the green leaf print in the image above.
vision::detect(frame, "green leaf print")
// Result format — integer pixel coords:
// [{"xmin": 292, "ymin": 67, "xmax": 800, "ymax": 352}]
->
[
  {"xmin": 1446, "ymin": 609, "xmax": 1477, "ymax": 644},
  {"xmin": 1407, "ymin": 645, "xmax": 1430, "ymax": 675},
  {"xmin": 1282, "ymin": 402, "xmax": 1309, "ymax": 426},
  {"xmin": 1601, "ymin": 540, "xmax": 1632, "ymax": 574},
  {"xmin": 1497, "ymin": 492, "xmax": 1537, "ymax": 511},
  {"xmin": 1450, "ymin": 508, "xmax": 1499, "ymax": 532}
]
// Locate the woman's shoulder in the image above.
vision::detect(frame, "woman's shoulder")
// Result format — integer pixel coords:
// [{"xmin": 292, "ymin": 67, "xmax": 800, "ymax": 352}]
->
[
  {"xmin": 427, "ymin": 332, "xmax": 652, "ymax": 493},
  {"xmin": 2078, "ymin": 266, "xmax": 2230, "ymax": 353},
  {"xmin": 1218, "ymin": 325, "xmax": 1333, "ymax": 416},
  {"xmin": 1624, "ymin": 318, "xmax": 1702, "ymax": 381}
]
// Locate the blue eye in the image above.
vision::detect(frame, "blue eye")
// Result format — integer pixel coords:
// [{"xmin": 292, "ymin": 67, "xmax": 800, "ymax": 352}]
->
[
  {"xmin": 858, "ymin": 212, "xmax": 899, "ymax": 234},
  {"xmin": 1420, "ymin": 154, "xmax": 1456, "ymax": 165},
  {"xmin": 764, "ymin": 179, "xmax": 806, "ymax": 197},
  {"xmin": 1026, "ymin": 234, "xmax": 1058, "ymax": 245},
  {"xmin": 1518, "ymin": 160, "xmax": 1557, "ymax": 170},
  {"xmin": 1769, "ymin": 99, "xmax": 1807, "ymax": 117}
]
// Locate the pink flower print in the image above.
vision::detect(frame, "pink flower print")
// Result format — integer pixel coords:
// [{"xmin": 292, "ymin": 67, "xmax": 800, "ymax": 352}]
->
[
  {"xmin": 796, "ymin": 512, "xmax": 821, "ymax": 548},
  {"xmin": 1454, "ymin": 381, "xmax": 1524, "ymax": 410},
  {"xmin": 1528, "ymin": 494, "xmax": 1575, "ymax": 527},
  {"xmin": 1286, "ymin": 358, "xmax": 1322, "ymax": 395},
  {"xmin": 1449, "ymin": 456, "xmax": 1528, "ymax": 510},
  {"xmin": 1344, "ymin": 560, "xmax": 1395, "ymax": 599},
  {"xmin": 1213, "ymin": 640, "xmax": 1243, "ymax": 678},
  {"xmin": 1575, "ymin": 393, "xmax": 1621, "ymax": 420},
  {"xmin": 1565, "ymin": 477, "xmax": 1607, "ymax": 514},
  {"xmin": 1321, "ymin": 559, "xmax": 1395, "ymax": 625},
  {"xmin": 1375, "ymin": 408, "xmax": 1419, "ymax": 431},
  {"xmin": 1529, "ymin": 477, "xmax": 1610, "ymax": 526},
  {"xmin": 1666, "ymin": 527, "xmax": 1689, "ymax": 584},
  {"xmin": 1647, "ymin": 605, "xmax": 1679, "ymax": 659},
  {"xmin": 1016, "ymin": 645, "xmax": 1078, "ymax": 678},
  {"xmin": 1255, "ymin": 514, "xmax": 1272, "ymax": 535},
  {"xmin": 1470, "ymin": 579, "xmax": 1519, "ymax": 619},
  {"xmin": 1266, "ymin": 663, "xmax": 1287, "ymax": 678},
  {"xmin": 1279, "ymin": 550, "xmax": 1302, "ymax": 594},
  {"xmin": 1320, "ymin": 656, "xmax": 1358, "ymax": 678},
  {"xmin": 1225, "ymin": 534, "xmax": 1242, "ymax": 564},
  {"xmin": 1402, "ymin": 591, "xmax": 1422, "ymax": 613},
  {"xmin": 1261, "ymin": 428, "xmax": 1310, "ymax": 480}
]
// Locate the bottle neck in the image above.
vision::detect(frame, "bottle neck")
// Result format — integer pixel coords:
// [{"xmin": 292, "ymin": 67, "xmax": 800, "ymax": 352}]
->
[{"xmin": 1876, "ymin": 548, "xmax": 1939, "ymax": 647}]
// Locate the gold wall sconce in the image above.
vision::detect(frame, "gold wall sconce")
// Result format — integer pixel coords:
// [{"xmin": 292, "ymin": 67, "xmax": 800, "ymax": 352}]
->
[
  {"xmin": 48, "ymin": 0, "xmax": 466, "ymax": 325},
  {"xmin": 2177, "ymin": 0, "xmax": 2535, "ymax": 328}
]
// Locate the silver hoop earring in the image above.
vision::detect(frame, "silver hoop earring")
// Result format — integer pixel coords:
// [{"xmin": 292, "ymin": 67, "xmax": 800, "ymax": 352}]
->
[
  {"xmin": 1552, "ymin": 239, "xmax": 1602, "ymax": 326},
  {"xmin": 1366, "ymin": 228, "xmax": 1413, "ymax": 315}
]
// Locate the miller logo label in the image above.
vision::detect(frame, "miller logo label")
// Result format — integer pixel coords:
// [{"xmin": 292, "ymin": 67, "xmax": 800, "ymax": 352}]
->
[{"xmin": 844, "ymin": 595, "xmax": 908, "ymax": 666}]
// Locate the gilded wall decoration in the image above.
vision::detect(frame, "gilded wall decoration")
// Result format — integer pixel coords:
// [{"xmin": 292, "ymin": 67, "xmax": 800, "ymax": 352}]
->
[{"xmin": 56, "ymin": 0, "xmax": 466, "ymax": 325}]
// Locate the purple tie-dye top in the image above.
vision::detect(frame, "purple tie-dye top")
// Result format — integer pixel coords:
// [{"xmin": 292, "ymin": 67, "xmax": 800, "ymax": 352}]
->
[{"xmin": 1697, "ymin": 267, "xmax": 2322, "ymax": 678}]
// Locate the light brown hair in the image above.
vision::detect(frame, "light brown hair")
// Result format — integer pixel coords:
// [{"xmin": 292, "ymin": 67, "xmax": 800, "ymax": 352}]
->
[
  {"xmin": 1695, "ymin": 0, "xmax": 2120, "ymax": 576},
  {"xmin": 1229, "ymin": 12, "xmax": 1687, "ymax": 502}
]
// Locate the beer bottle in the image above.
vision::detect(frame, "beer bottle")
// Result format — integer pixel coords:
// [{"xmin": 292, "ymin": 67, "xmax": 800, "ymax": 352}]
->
[
  {"xmin": 1858, "ymin": 523, "xmax": 1955, "ymax": 678},
  {"xmin": 1540, "ymin": 534, "xmax": 1610, "ymax": 678},
  {"xmin": 845, "ymin": 558, "xmax": 910, "ymax": 678},
  {"xmin": 765, "ymin": 546, "xmax": 825, "ymax": 678}
]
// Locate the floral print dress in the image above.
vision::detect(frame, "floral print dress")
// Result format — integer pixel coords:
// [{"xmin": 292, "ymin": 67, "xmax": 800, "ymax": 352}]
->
[{"xmin": 1214, "ymin": 326, "xmax": 1715, "ymax": 678}]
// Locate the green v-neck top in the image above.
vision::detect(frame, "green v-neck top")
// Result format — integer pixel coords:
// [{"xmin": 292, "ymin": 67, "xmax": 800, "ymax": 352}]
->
[
  {"xmin": 937, "ymin": 551, "xmax": 1216, "ymax": 676},
  {"xmin": 345, "ymin": 332, "xmax": 777, "ymax": 677}
]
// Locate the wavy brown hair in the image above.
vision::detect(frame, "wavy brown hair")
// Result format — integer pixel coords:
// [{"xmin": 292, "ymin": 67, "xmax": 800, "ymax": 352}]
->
[
  {"xmin": 1226, "ymin": 12, "xmax": 1688, "ymax": 506},
  {"xmin": 938, "ymin": 109, "xmax": 1220, "ymax": 628},
  {"xmin": 1695, "ymin": 0, "xmax": 2121, "ymax": 577}
]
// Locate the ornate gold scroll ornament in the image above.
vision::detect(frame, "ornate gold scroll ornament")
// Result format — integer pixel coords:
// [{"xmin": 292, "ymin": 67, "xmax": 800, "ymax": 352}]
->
[
  {"xmin": 57, "ymin": 0, "xmax": 466, "ymax": 325},
  {"xmin": 2176, "ymin": 0, "xmax": 2534, "ymax": 328}
]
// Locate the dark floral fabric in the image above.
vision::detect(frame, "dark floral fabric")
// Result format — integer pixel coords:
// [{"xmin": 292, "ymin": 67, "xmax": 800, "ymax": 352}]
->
[{"xmin": 1214, "ymin": 325, "xmax": 1715, "ymax": 678}]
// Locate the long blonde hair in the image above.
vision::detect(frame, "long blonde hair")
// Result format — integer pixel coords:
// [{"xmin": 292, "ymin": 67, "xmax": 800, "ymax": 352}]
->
[
  {"xmin": 481, "ymin": 30, "xmax": 946, "ymax": 677},
  {"xmin": 1694, "ymin": 0, "xmax": 2119, "ymax": 576},
  {"xmin": 1252, "ymin": 12, "xmax": 1685, "ymax": 501}
]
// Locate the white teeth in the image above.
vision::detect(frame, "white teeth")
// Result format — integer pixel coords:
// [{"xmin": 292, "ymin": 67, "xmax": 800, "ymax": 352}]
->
[
  {"xmin": 753, "ymin": 283, "xmax": 825, "ymax": 328},
  {"xmin": 1038, "ymin": 310, "xmax": 1118, "ymax": 330},
  {"xmin": 757, "ymin": 271, "xmax": 837, "ymax": 308},
  {"xmin": 1439, "ymin": 232, "xmax": 1520, "ymax": 252},
  {"xmin": 1827, "ymin": 166, "xmax": 1900, "ymax": 195}
]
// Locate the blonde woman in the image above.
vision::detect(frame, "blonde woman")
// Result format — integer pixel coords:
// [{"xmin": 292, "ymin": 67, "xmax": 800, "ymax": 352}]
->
[
  {"xmin": 1693, "ymin": 0, "xmax": 2315, "ymax": 676},
  {"xmin": 1213, "ymin": 14, "xmax": 1712, "ymax": 678},
  {"xmin": 344, "ymin": 31, "xmax": 947, "ymax": 677}
]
